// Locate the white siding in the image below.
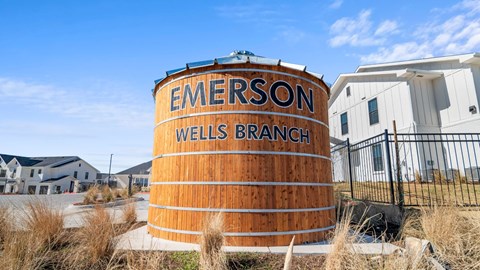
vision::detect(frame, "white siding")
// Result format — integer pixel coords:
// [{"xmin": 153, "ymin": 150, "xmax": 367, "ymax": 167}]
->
[
  {"xmin": 359, "ymin": 59, "xmax": 480, "ymax": 132},
  {"xmin": 329, "ymin": 75, "xmax": 414, "ymax": 143},
  {"xmin": 409, "ymin": 78, "xmax": 441, "ymax": 133}
]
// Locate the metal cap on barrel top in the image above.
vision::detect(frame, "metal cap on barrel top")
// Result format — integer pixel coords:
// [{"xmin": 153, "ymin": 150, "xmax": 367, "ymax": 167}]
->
[{"xmin": 152, "ymin": 50, "xmax": 325, "ymax": 94}]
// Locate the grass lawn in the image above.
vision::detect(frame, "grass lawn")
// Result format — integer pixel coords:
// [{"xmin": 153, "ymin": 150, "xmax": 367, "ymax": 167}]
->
[{"xmin": 334, "ymin": 181, "xmax": 480, "ymax": 206}]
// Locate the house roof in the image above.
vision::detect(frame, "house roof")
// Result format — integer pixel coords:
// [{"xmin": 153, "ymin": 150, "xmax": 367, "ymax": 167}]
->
[
  {"xmin": 116, "ymin": 161, "xmax": 152, "ymax": 175},
  {"xmin": 0, "ymin": 154, "xmax": 97, "ymax": 171},
  {"xmin": 0, "ymin": 154, "xmax": 43, "ymax": 166},
  {"xmin": 40, "ymin": 175, "xmax": 70, "ymax": 183},
  {"xmin": 328, "ymin": 53, "xmax": 479, "ymax": 107},
  {"xmin": 30, "ymin": 156, "xmax": 79, "ymax": 167},
  {"xmin": 356, "ymin": 52, "xmax": 480, "ymax": 72}
]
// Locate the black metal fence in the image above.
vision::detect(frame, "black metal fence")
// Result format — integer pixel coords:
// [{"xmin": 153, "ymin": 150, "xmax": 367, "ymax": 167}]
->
[{"xmin": 331, "ymin": 130, "xmax": 480, "ymax": 206}]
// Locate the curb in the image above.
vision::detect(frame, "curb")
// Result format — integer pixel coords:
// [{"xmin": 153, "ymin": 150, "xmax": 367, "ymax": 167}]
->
[{"xmin": 67, "ymin": 197, "xmax": 145, "ymax": 209}]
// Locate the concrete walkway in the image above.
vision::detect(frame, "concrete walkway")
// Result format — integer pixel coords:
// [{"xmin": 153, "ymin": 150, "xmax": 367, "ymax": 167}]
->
[
  {"xmin": 115, "ymin": 225, "xmax": 402, "ymax": 255},
  {"xmin": 0, "ymin": 193, "xmax": 149, "ymax": 228}
]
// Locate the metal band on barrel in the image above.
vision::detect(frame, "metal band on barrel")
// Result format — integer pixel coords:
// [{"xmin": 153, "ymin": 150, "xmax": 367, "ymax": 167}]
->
[
  {"xmin": 147, "ymin": 222, "xmax": 336, "ymax": 236},
  {"xmin": 149, "ymin": 203, "xmax": 335, "ymax": 213},
  {"xmin": 150, "ymin": 181, "xmax": 333, "ymax": 187},
  {"xmin": 153, "ymin": 151, "xmax": 331, "ymax": 160},
  {"xmin": 154, "ymin": 110, "xmax": 328, "ymax": 129},
  {"xmin": 155, "ymin": 68, "xmax": 328, "ymax": 96}
]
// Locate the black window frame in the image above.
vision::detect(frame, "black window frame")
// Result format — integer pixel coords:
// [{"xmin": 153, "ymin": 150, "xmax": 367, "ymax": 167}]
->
[
  {"xmin": 73, "ymin": 171, "xmax": 78, "ymax": 178},
  {"xmin": 346, "ymin": 86, "xmax": 351, "ymax": 97},
  {"xmin": 372, "ymin": 143, "xmax": 384, "ymax": 172},
  {"xmin": 368, "ymin": 98, "xmax": 379, "ymax": 125},
  {"xmin": 30, "ymin": 169, "xmax": 34, "ymax": 177},
  {"xmin": 85, "ymin": 172, "xmax": 89, "ymax": 180},
  {"xmin": 340, "ymin": 112, "xmax": 348, "ymax": 135}
]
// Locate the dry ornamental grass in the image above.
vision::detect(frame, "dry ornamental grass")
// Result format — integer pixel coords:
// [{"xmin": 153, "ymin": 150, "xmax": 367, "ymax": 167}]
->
[
  {"xmin": 1, "ymin": 195, "xmax": 479, "ymax": 270},
  {"xmin": 122, "ymin": 202, "xmax": 137, "ymax": 225},
  {"xmin": 199, "ymin": 212, "xmax": 227, "ymax": 270}
]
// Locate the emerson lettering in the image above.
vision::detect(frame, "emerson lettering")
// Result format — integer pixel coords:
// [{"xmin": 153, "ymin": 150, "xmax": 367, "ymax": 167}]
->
[{"xmin": 170, "ymin": 78, "xmax": 314, "ymax": 113}]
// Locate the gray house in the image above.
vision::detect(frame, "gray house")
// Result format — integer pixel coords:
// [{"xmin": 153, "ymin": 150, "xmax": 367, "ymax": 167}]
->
[{"xmin": 113, "ymin": 161, "xmax": 151, "ymax": 189}]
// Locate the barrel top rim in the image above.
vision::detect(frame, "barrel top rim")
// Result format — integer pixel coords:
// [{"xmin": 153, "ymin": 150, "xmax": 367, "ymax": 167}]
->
[{"xmin": 152, "ymin": 52, "xmax": 327, "ymax": 94}]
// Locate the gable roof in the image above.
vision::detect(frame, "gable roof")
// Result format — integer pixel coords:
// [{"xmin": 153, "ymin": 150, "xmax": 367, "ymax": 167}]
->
[
  {"xmin": 328, "ymin": 53, "xmax": 479, "ymax": 107},
  {"xmin": 40, "ymin": 175, "xmax": 71, "ymax": 183},
  {"xmin": 356, "ymin": 52, "xmax": 480, "ymax": 73},
  {"xmin": 31, "ymin": 156, "xmax": 79, "ymax": 167},
  {"xmin": 116, "ymin": 161, "xmax": 152, "ymax": 175},
  {"xmin": 0, "ymin": 154, "xmax": 43, "ymax": 166},
  {"xmin": 0, "ymin": 154, "xmax": 97, "ymax": 172}
]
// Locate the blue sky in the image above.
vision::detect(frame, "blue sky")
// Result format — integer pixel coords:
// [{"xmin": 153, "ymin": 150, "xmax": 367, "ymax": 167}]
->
[{"xmin": 1, "ymin": 0, "xmax": 479, "ymax": 172}]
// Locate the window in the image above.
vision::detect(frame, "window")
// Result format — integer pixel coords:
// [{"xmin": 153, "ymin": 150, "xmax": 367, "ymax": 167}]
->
[
  {"xmin": 79, "ymin": 163, "xmax": 81, "ymax": 167},
  {"xmin": 30, "ymin": 169, "xmax": 34, "ymax": 177},
  {"xmin": 372, "ymin": 144, "xmax": 384, "ymax": 171},
  {"xmin": 368, "ymin": 98, "xmax": 379, "ymax": 125},
  {"xmin": 73, "ymin": 171, "xmax": 78, "ymax": 178},
  {"xmin": 341, "ymin": 112, "xmax": 348, "ymax": 135},
  {"xmin": 38, "ymin": 169, "xmax": 42, "ymax": 174},
  {"xmin": 85, "ymin": 172, "xmax": 89, "ymax": 180},
  {"xmin": 28, "ymin": 185, "xmax": 36, "ymax": 194},
  {"xmin": 0, "ymin": 170, "xmax": 6, "ymax": 177},
  {"xmin": 346, "ymin": 86, "xmax": 351, "ymax": 97}
]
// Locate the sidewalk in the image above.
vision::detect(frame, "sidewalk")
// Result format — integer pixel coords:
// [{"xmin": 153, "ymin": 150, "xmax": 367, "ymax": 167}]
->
[{"xmin": 115, "ymin": 225, "xmax": 402, "ymax": 255}]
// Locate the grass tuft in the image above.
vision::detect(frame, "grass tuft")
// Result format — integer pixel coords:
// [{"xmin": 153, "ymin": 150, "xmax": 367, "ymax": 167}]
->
[
  {"xmin": 403, "ymin": 206, "xmax": 480, "ymax": 269},
  {"xmin": 66, "ymin": 206, "xmax": 116, "ymax": 268},
  {"xmin": 83, "ymin": 185, "xmax": 99, "ymax": 204},
  {"xmin": 122, "ymin": 202, "xmax": 137, "ymax": 225},
  {"xmin": 101, "ymin": 186, "xmax": 114, "ymax": 203},
  {"xmin": 199, "ymin": 212, "xmax": 227, "ymax": 270},
  {"xmin": 24, "ymin": 201, "xmax": 64, "ymax": 248},
  {"xmin": 324, "ymin": 208, "xmax": 369, "ymax": 270},
  {"xmin": 0, "ymin": 207, "xmax": 11, "ymax": 248}
]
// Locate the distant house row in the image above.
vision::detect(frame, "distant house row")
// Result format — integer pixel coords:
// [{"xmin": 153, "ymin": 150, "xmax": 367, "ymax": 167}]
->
[{"xmin": 0, "ymin": 153, "xmax": 151, "ymax": 195}]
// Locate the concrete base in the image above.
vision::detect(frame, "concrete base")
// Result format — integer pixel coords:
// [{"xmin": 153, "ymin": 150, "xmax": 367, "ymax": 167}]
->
[{"xmin": 115, "ymin": 226, "xmax": 402, "ymax": 255}]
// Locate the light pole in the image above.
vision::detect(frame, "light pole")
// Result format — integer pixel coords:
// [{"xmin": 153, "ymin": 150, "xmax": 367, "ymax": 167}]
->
[{"xmin": 107, "ymin": 154, "xmax": 113, "ymax": 187}]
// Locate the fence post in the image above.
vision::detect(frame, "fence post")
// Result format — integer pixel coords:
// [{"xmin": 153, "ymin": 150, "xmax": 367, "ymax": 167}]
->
[
  {"xmin": 346, "ymin": 138, "xmax": 354, "ymax": 200},
  {"xmin": 393, "ymin": 121, "xmax": 405, "ymax": 209},
  {"xmin": 384, "ymin": 129, "xmax": 396, "ymax": 205}
]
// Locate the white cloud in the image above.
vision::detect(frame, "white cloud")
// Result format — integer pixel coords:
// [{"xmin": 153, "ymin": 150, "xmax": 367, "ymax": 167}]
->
[
  {"xmin": 375, "ymin": 20, "xmax": 398, "ymax": 36},
  {"xmin": 454, "ymin": 0, "xmax": 480, "ymax": 15},
  {"xmin": 360, "ymin": 42, "xmax": 433, "ymax": 63},
  {"xmin": 0, "ymin": 77, "xmax": 152, "ymax": 128},
  {"xmin": 277, "ymin": 26, "xmax": 306, "ymax": 44},
  {"xmin": 329, "ymin": 10, "xmax": 399, "ymax": 47},
  {"xmin": 355, "ymin": 0, "xmax": 480, "ymax": 64},
  {"xmin": 215, "ymin": 4, "xmax": 285, "ymax": 24},
  {"xmin": 329, "ymin": 0, "xmax": 343, "ymax": 9}
]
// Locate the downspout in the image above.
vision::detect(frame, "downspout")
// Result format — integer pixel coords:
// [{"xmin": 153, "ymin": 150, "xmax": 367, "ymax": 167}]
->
[{"xmin": 405, "ymin": 73, "xmax": 417, "ymax": 133}]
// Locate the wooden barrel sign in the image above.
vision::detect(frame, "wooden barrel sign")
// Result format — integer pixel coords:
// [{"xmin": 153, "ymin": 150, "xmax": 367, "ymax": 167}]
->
[{"xmin": 148, "ymin": 51, "xmax": 334, "ymax": 246}]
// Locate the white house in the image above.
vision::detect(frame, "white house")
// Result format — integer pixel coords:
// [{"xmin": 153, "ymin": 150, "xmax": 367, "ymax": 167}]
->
[
  {"xmin": 329, "ymin": 53, "xmax": 480, "ymax": 182},
  {"xmin": 0, "ymin": 154, "xmax": 100, "ymax": 195}
]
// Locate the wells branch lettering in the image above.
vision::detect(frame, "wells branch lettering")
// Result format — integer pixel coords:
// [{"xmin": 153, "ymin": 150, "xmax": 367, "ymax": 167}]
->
[{"xmin": 175, "ymin": 124, "xmax": 310, "ymax": 144}]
